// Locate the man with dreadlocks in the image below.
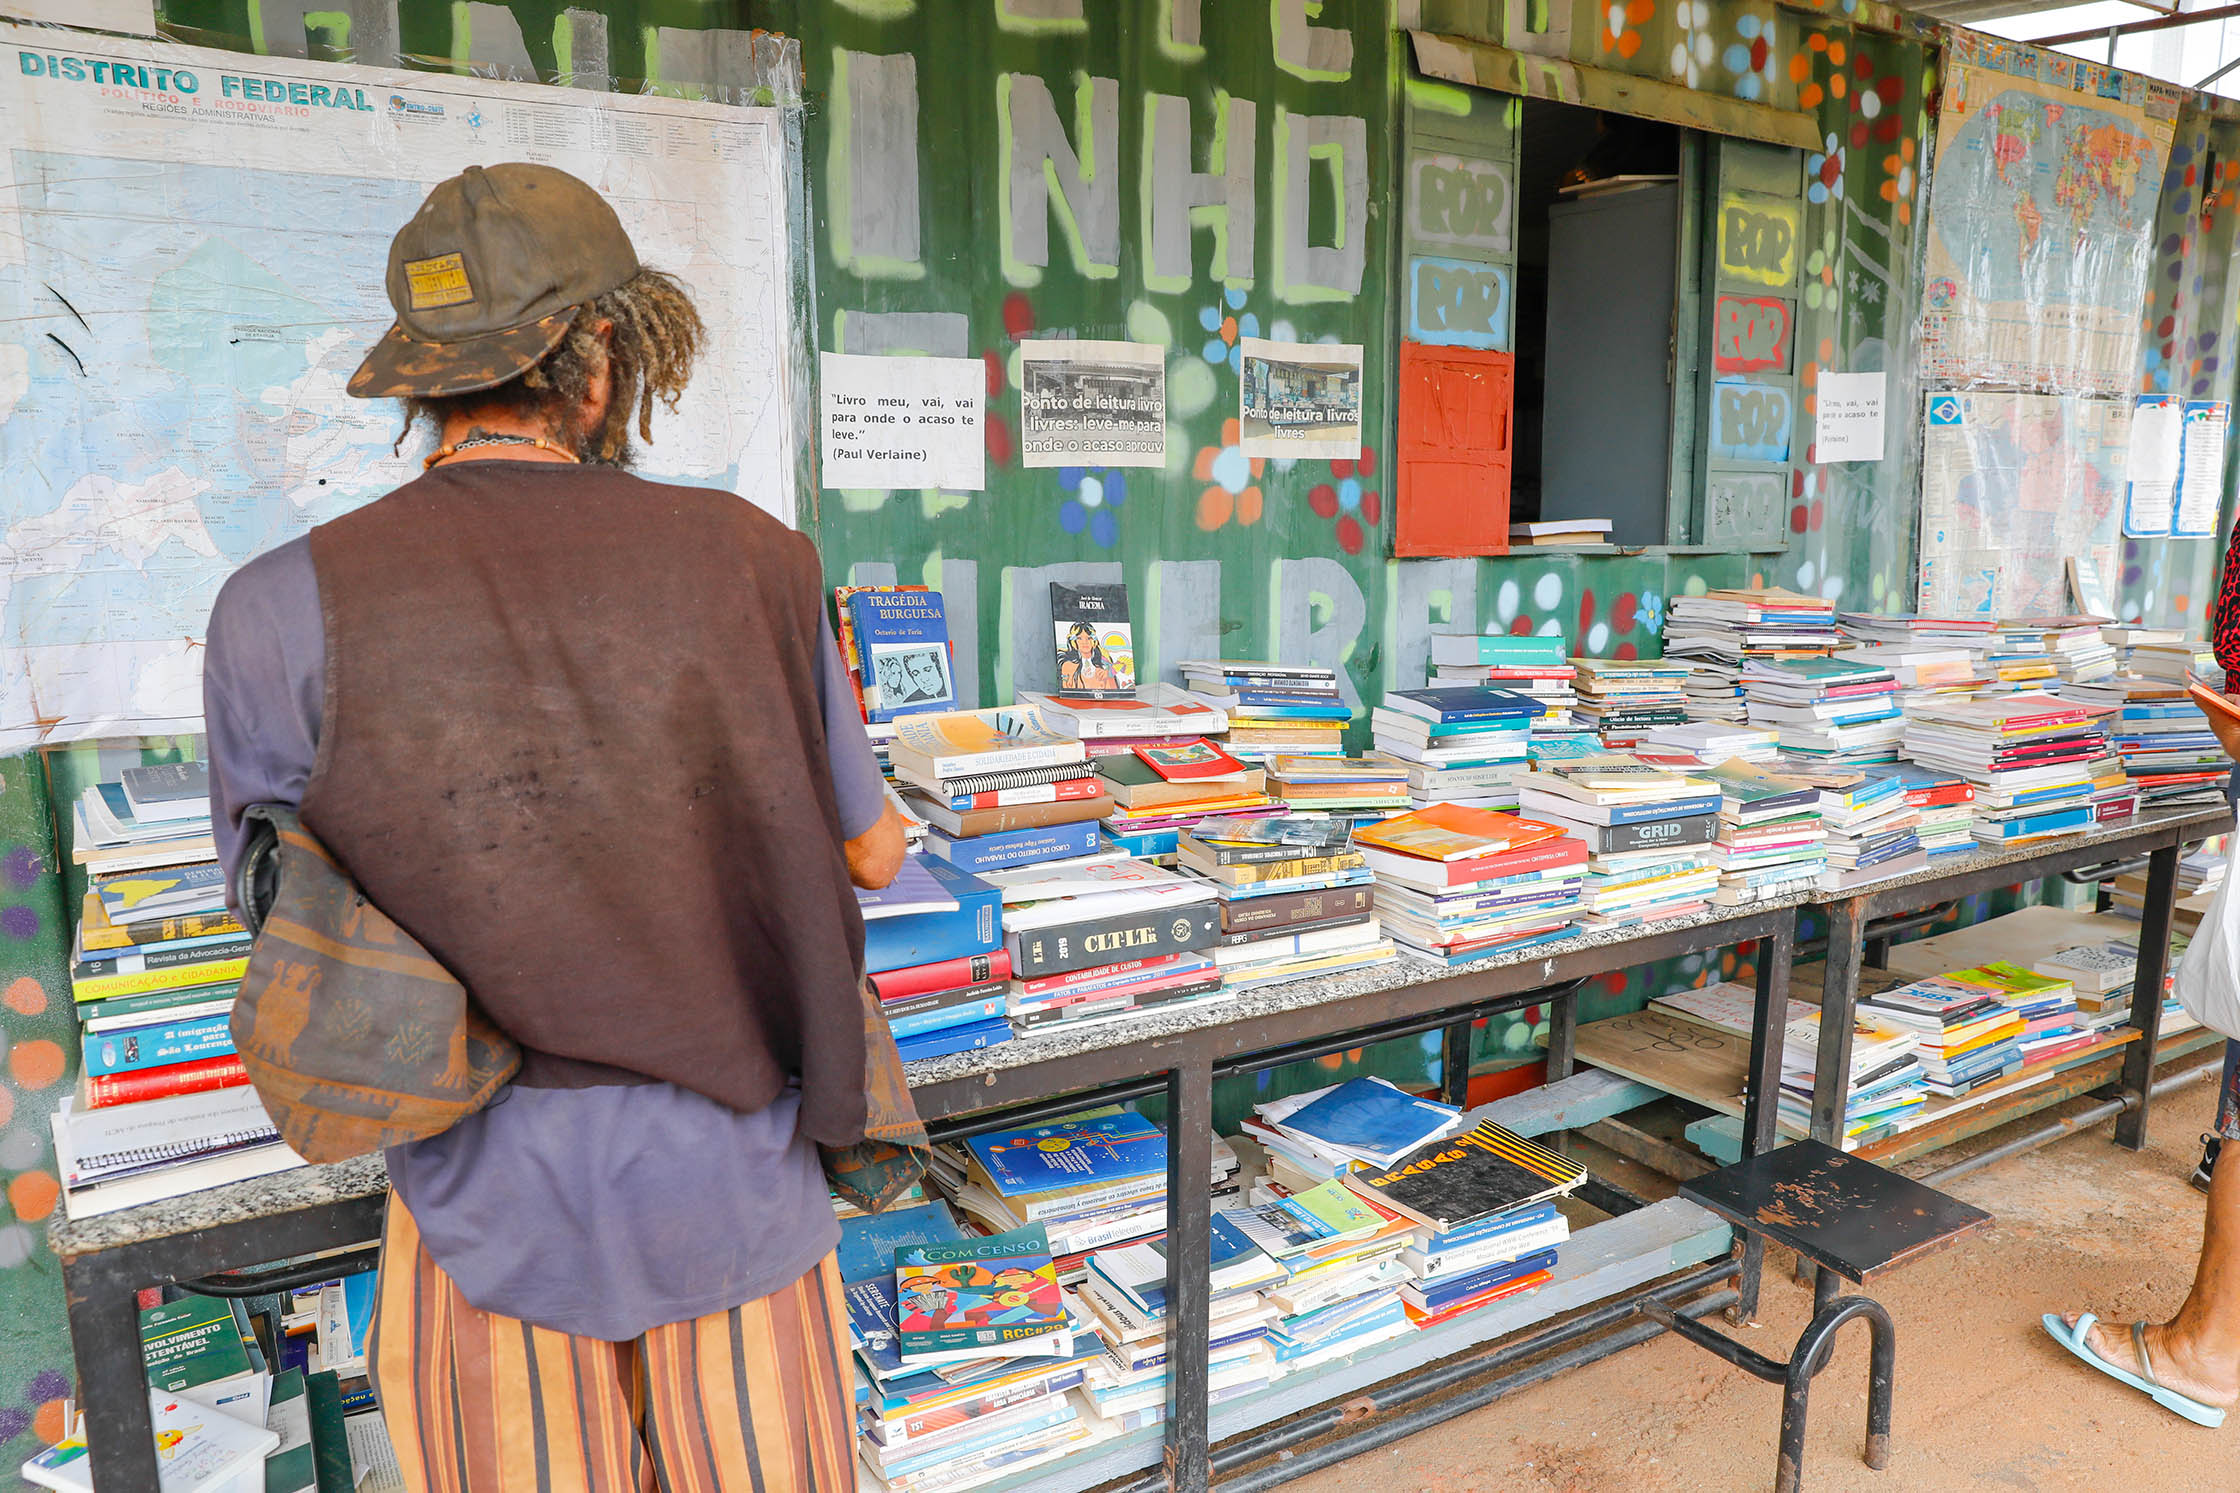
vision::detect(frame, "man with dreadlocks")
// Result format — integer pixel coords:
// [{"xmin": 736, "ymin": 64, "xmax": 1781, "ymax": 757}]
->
[{"xmin": 202, "ymin": 164, "xmax": 902, "ymax": 1490}]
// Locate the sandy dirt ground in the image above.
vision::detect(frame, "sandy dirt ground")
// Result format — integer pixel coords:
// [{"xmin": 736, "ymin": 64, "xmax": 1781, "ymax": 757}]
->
[{"xmin": 1280, "ymin": 1078, "xmax": 2240, "ymax": 1493}]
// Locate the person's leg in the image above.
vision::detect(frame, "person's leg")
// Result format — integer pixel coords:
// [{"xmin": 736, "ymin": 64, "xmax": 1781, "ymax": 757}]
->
[
  {"xmin": 368, "ymin": 1191, "xmax": 651, "ymax": 1493},
  {"xmin": 2063, "ymin": 1133, "xmax": 2240, "ymax": 1408},
  {"xmin": 2204, "ymin": 1041, "xmax": 2240, "ymax": 1192},
  {"xmin": 638, "ymin": 1253, "xmax": 856, "ymax": 1493}
]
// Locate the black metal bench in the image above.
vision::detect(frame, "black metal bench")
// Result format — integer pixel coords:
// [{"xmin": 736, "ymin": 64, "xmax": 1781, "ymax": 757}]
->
[{"xmin": 1644, "ymin": 1139, "xmax": 1993, "ymax": 1493}]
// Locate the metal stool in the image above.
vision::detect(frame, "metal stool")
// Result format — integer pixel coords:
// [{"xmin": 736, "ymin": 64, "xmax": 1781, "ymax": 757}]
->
[{"xmin": 1645, "ymin": 1139, "xmax": 1992, "ymax": 1493}]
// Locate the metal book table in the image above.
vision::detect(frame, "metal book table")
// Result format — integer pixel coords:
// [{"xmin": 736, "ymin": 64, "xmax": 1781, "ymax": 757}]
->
[
  {"xmin": 1800, "ymin": 805, "xmax": 2233, "ymax": 1172},
  {"xmin": 54, "ymin": 900, "xmax": 1803, "ymax": 1493}
]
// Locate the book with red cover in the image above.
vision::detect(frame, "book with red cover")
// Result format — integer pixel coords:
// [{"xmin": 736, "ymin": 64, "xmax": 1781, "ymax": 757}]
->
[
  {"xmin": 1132, "ymin": 738, "xmax": 1248, "ymax": 781},
  {"xmin": 869, "ymin": 949, "xmax": 1014, "ymax": 1001},
  {"xmin": 1373, "ymin": 835, "xmax": 1588, "ymax": 890},
  {"xmin": 1352, "ymin": 804, "xmax": 1567, "ymax": 863},
  {"xmin": 1401, "ymin": 1268, "xmax": 1552, "ymax": 1328},
  {"xmin": 82, "ymin": 1053, "xmax": 248, "ymax": 1110}
]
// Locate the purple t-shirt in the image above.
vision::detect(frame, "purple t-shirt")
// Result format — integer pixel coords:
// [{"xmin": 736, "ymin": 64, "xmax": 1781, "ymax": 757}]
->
[{"xmin": 204, "ymin": 529, "xmax": 889, "ymax": 1340}]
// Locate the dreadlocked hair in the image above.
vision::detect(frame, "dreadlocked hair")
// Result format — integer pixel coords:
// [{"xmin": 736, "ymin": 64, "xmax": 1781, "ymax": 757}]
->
[{"xmin": 398, "ymin": 267, "xmax": 704, "ymax": 464}]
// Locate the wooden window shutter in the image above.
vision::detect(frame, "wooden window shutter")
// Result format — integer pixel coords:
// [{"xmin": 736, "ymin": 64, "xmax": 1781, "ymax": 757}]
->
[{"xmin": 1395, "ymin": 341, "xmax": 1514, "ymax": 556}]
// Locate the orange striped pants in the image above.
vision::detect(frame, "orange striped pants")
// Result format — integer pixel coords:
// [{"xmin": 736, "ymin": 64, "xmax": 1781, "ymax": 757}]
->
[{"xmin": 368, "ymin": 1193, "xmax": 856, "ymax": 1492}]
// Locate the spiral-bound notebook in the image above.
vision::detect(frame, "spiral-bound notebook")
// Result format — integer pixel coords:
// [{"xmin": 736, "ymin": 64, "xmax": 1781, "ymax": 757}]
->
[{"xmin": 55, "ymin": 1085, "xmax": 280, "ymax": 1186}]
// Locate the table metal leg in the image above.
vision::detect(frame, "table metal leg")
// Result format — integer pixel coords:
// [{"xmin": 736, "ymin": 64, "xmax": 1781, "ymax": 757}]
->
[
  {"xmin": 1733, "ymin": 923, "xmax": 1793, "ymax": 1324},
  {"xmin": 1811, "ymin": 898, "xmax": 1865, "ymax": 1148},
  {"xmin": 1440, "ymin": 1017, "xmax": 1474, "ymax": 1107},
  {"xmin": 1545, "ymin": 985, "xmax": 1578, "ymax": 1083},
  {"xmin": 64, "ymin": 1252, "xmax": 159, "ymax": 1493},
  {"xmin": 1163, "ymin": 1058, "xmax": 1215, "ymax": 1493},
  {"xmin": 2114, "ymin": 842, "xmax": 2179, "ymax": 1151}
]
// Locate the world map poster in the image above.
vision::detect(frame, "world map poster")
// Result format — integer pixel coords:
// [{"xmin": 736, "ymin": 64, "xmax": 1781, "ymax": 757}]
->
[
  {"xmin": 0, "ymin": 24, "xmax": 799, "ymax": 747},
  {"xmin": 1922, "ymin": 31, "xmax": 2181, "ymax": 396}
]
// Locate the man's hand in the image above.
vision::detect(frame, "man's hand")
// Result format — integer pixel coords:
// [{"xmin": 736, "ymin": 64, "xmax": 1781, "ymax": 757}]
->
[
  {"xmin": 846, "ymin": 803, "xmax": 908, "ymax": 890},
  {"xmin": 2211, "ymin": 697, "xmax": 2240, "ymax": 763}
]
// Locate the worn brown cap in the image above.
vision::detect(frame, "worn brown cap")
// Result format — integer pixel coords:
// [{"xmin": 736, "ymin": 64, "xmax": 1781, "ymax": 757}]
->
[{"xmin": 348, "ymin": 163, "xmax": 639, "ymax": 400}]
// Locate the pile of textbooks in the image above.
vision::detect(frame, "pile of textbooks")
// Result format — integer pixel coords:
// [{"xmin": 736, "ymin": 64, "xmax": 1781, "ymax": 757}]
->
[
  {"xmin": 1836, "ymin": 612, "xmax": 1996, "ymax": 652},
  {"xmin": 1569, "ymin": 658, "xmax": 1690, "ymax": 744},
  {"xmin": 55, "ymin": 764, "xmax": 307, "ymax": 1221},
  {"xmin": 1654, "ymin": 980, "xmax": 1924, "ymax": 1147},
  {"xmin": 1694, "ymin": 760, "xmax": 1826, "ymax": 905},
  {"xmin": 892, "ymin": 708, "xmax": 1105, "ymax": 873},
  {"xmin": 1900, "ymin": 692, "xmax": 2119, "ymax": 844},
  {"xmin": 2030, "ymin": 938, "xmax": 2157, "ymax": 1033},
  {"xmin": 1175, "ymin": 817, "xmax": 1396, "ymax": 990},
  {"xmin": 1514, "ymin": 758, "xmax": 1721, "ymax": 926},
  {"xmin": 1860, "ymin": 962, "xmax": 2081, "ymax": 1099},
  {"xmin": 1179, "ymin": 660, "xmax": 1350, "ymax": 765},
  {"xmin": 2111, "ymin": 847, "xmax": 2227, "ymax": 937},
  {"xmin": 986, "ymin": 858, "xmax": 1225, "ymax": 1035},
  {"xmin": 1636, "ymin": 721, "xmax": 1777, "ymax": 762},
  {"xmin": 1092, "ymin": 736, "xmax": 1279, "ymax": 861},
  {"xmin": 1078, "ymin": 1216, "xmax": 1286, "ymax": 1432},
  {"xmin": 1425, "ymin": 634, "xmax": 1581, "ymax": 737},
  {"xmin": 1832, "ymin": 638, "xmax": 1984, "ymax": 717},
  {"xmin": 1263, "ymin": 755, "xmax": 1412, "ymax": 815},
  {"xmin": 864, "ymin": 855, "xmax": 1014, "ymax": 1062},
  {"xmin": 1370, "ymin": 687, "xmax": 1540, "ymax": 809},
  {"xmin": 2121, "ymin": 636, "xmax": 2219, "ymax": 687},
  {"xmin": 834, "ymin": 583, "xmax": 961, "ymax": 773},
  {"xmin": 25, "ymin": 1264, "xmax": 404, "ymax": 1492},
  {"xmin": 1780, "ymin": 762, "xmax": 1926, "ymax": 891},
  {"xmin": 1663, "ymin": 586, "xmax": 1839, "ymax": 662},
  {"xmin": 1877, "ymin": 762, "xmax": 1976, "ymax": 859},
  {"xmin": 2062, "ymin": 674, "xmax": 2228, "ymax": 810},
  {"xmin": 2008, "ymin": 615, "xmax": 2118, "ymax": 686},
  {"xmin": 1742, "ymin": 657, "xmax": 1904, "ymax": 764},
  {"xmin": 1351, "ymin": 806, "xmax": 1587, "ymax": 963}
]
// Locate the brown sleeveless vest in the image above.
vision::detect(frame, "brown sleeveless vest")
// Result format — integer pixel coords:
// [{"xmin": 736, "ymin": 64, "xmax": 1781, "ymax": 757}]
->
[{"xmin": 299, "ymin": 462, "xmax": 869, "ymax": 1146}]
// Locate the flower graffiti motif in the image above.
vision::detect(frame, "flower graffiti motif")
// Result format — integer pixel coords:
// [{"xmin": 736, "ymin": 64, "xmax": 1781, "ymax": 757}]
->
[
  {"xmin": 1637, "ymin": 590, "xmax": 1667, "ymax": 636},
  {"xmin": 1306, "ymin": 447, "xmax": 1382, "ymax": 556},
  {"xmin": 1670, "ymin": 0, "xmax": 1714, "ymax": 87},
  {"xmin": 1199, "ymin": 287, "xmax": 1259, "ymax": 373},
  {"xmin": 1806, "ymin": 132, "xmax": 1846, "ymax": 204},
  {"xmin": 1722, "ymin": 13, "xmax": 1775, "ymax": 101},
  {"xmin": 1194, "ymin": 419, "xmax": 1264, "ymax": 531},
  {"xmin": 1604, "ymin": 0, "xmax": 1653, "ymax": 59},
  {"xmin": 1879, "ymin": 138, "xmax": 1917, "ymax": 225},
  {"xmin": 1057, "ymin": 467, "xmax": 1127, "ymax": 549}
]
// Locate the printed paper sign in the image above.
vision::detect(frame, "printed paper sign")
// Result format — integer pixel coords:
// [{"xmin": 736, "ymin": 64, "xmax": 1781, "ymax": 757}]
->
[
  {"xmin": 2122, "ymin": 394, "xmax": 2182, "ymax": 537},
  {"xmin": 1813, "ymin": 371, "xmax": 1886, "ymax": 463},
  {"xmin": 818, "ymin": 352, "xmax": 985, "ymax": 491},
  {"xmin": 2176, "ymin": 400, "xmax": 2228, "ymax": 539},
  {"xmin": 1238, "ymin": 339, "xmax": 1364, "ymax": 459},
  {"xmin": 1018, "ymin": 340, "xmax": 1166, "ymax": 468}
]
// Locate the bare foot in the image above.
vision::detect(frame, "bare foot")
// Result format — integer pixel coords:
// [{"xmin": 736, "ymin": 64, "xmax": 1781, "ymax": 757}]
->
[{"xmin": 2057, "ymin": 1313, "xmax": 2240, "ymax": 1409}]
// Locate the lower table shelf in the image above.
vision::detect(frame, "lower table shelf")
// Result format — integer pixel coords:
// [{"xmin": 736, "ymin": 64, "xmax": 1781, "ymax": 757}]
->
[{"xmin": 967, "ymin": 1198, "xmax": 1734, "ymax": 1493}]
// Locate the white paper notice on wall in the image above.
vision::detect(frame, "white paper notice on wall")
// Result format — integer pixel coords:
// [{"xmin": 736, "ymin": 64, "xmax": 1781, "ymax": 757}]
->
[
  {"xmin": 1813, "ymin": 372, "xmax": 1886, "ymax": 463},
  {"xmin": 2175, "ymin": 400, "xmax": 2229, "ymax": 539},
  {"xmin": 2123, "ymin": 394, "xmax": 2183, "ymax": 537},
  {"xmin": 819, "ymin": 352, "xmax": 986, "ymax": 491}
]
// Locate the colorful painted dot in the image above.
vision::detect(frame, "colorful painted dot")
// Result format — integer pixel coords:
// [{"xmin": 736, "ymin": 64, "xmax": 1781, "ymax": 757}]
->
[
  {"xmin": 1, "ymin": 905, "xmax": 36, "ymax": 941},
  {"xmin": 2, "ymin": 848, "xmax": 38, "ymax": 888},
  {"xmin": 7, "ymin": 1038, "xmax": 62, "ymax": 1089},
  {"xmin": 3, "ymin": 976, "xmax": 41, "ymax": 1016}
]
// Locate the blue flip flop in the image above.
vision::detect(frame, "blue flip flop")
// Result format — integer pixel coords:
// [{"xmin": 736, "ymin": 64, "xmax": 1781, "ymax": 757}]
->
[{"xmin": 2042, "ymin": 1312, "xmax": 2228, "ymax": 1428}]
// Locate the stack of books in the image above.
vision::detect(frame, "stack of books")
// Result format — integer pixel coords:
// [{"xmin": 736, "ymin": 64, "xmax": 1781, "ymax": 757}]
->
[
  {"xmin": 1351, "ymin": 806, "xmax": 1587, "ymax": 963},
  {"xmin": 1228, "ymin": 1176, "xmax": 1418, "ymax": 1372},
  {"xmin": 1425, "ymin": 632, "xmax": 1579, "ymax": 718},
  {"xmin": 1570, "ymin": 658, "xmax": 1691, "ymax": 744},
  {"xmin": 834, "ymin": 583, "xmax": 960, "ymax": 774},
  {"xmin": 1017, "ymin": 683, "xmax": 1232, "ymax": 760},
  {"xmin": 1874, "ymin": 762, "xmax": 1976, "ymax": 859},
  {"xmin": 2111, "ymin": 848, "xmax": 2227, "ymax": 937},
  {"xmin": 1832, "ymin": 638, "xmax": 1984, "ymax": 716},
  {"xmin": 1370, "ymin": 687, "xmax": 1541, "ymax": 809},
  {"xmin": 936, "ymin": 1109, "xmax": 1176, "ymax": 1280},
  {"xmin": 1777, "ymin": 762, "xmax": 1926, "ymax": 890},
  {"xmin": 1175, "ymin": 818, "xmax": 1396, "ymax": 990},
  {"xmin": 1742, "ymin": 657, "xmax": 1904, "ymax": 764},
  {"xmin": 55, "ymin": 765, "xmax": 306, "ymax": 1221},
  {"xmin": 1663, "ymin": 586, "xmax": 1840, "ymax": 662},
  {"xmin": 1262, "ymin": 755, "xmax": 1412, "ymax": 814},
  {"xmin": 987, "ymin": 859, "xmax": 1224, "ymax": 1035},
  {"xmin": 1343, "ymin": 1122, "xmax": 1582, "ymax": 1327},
  {"xmin": 2031, "ymin": 940, "xmax": 2149, "ymax": 1032},
  {"xmin": 1078, "ymin": 1215, "xmax": 1287, "ymax": 1432},
  {"xmin": 1092, "ymin": 737, "xmax": 1278, "ymax": 861},
  {"xmin": 1837, "ymin": 612, "xmax": 1997, "ymax": 652},
  {"xmin": 1514, "ymin": 758, "xmax": 1722, "ymax": 926},
  {"xmin": 1178, "ymin": 660, "xmax": 1349, "ymax": 764},
  {"xmin": 1694, "ymin": 760, "xmax": 1826, "ymax": 905},
  {"xmin": 2063, "ymin": 675, "xmax": 2228, "ymax": 811},
  {"xmin": 2123, "ymin": 637, "xmax": 2219, "ymax": 688},
  {"xmin": 2007, "ymin": 615, "xmax": 2118, "ymax": 686},
  {"xmin": 1900, "ymin": 692, "xmax": 2118, "ymax": 843},
  {"xmin": 864, "ymin": 856, "xmax": 1014, "ymax": 1062},
  {"xmin": 891, "ymin": 709, "xmax": 1104, "ymax": 873},
  {"xmin": 1859, "ymin": 967, "xmax": 2031, "ymax": 1099},
  {"xmin": 840, "ymin": 1201, "xmax": 1103, "ymax": 1493},
  {"xmin": 1658, "ymin": 981, "xmax": 1925, "ymax": 1147},
  {"xmin": 1636, "ymin": 721, "xmax": 1778, "ymax": 762}
]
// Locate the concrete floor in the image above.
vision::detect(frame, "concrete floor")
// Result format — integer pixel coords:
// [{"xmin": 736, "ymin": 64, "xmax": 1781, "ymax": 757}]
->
[{"xmin": 1283, "ymin": 1075, "xmax": 2240, "ymax": 1493}]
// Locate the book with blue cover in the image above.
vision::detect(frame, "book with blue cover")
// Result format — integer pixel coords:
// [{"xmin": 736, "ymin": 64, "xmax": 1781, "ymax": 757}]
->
[
  {"xmin": 965, "ymin": 1110, "xmax": 1166, "ymax": 1196},
  {"xmin": 887, "ymin": 991, "xmax": 1005, "ymax": 1040},
  {"xmin": 1407, "ymin": 1247, "xmax": 1560, "ymax": 1310},
  {"xmin": 863, "ymin": 856, "xmax": 1002, "ymax": 974},
  {"xmin": 81, "ymin": 1012, "xmax": 234, "ymax": 1077},
  {"xmin": 894, "ymin": 1015, "xmax": 1011, "ymax": 1063},
  {"xmin": 1277, "ymin": 1077, "xmax": 1461, "ymax": 1167},
  {"xmin": 850, "ymin": 589, "xmax": 956, "ymax": 722},
  {"xmin": 838, "ymin": 1199, "xmax": 967, "ymax": 1285},
  {"xmin": 925, "ymin": 818, "xmax": 1100, "ymax": 872},
  {"xmin": 856, "ymin": 854, "xmax": 961, "ymax": 921},
  {"xmin": 1383, "ymin": 687, "xmax": 1543, "ymax": 723}
]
